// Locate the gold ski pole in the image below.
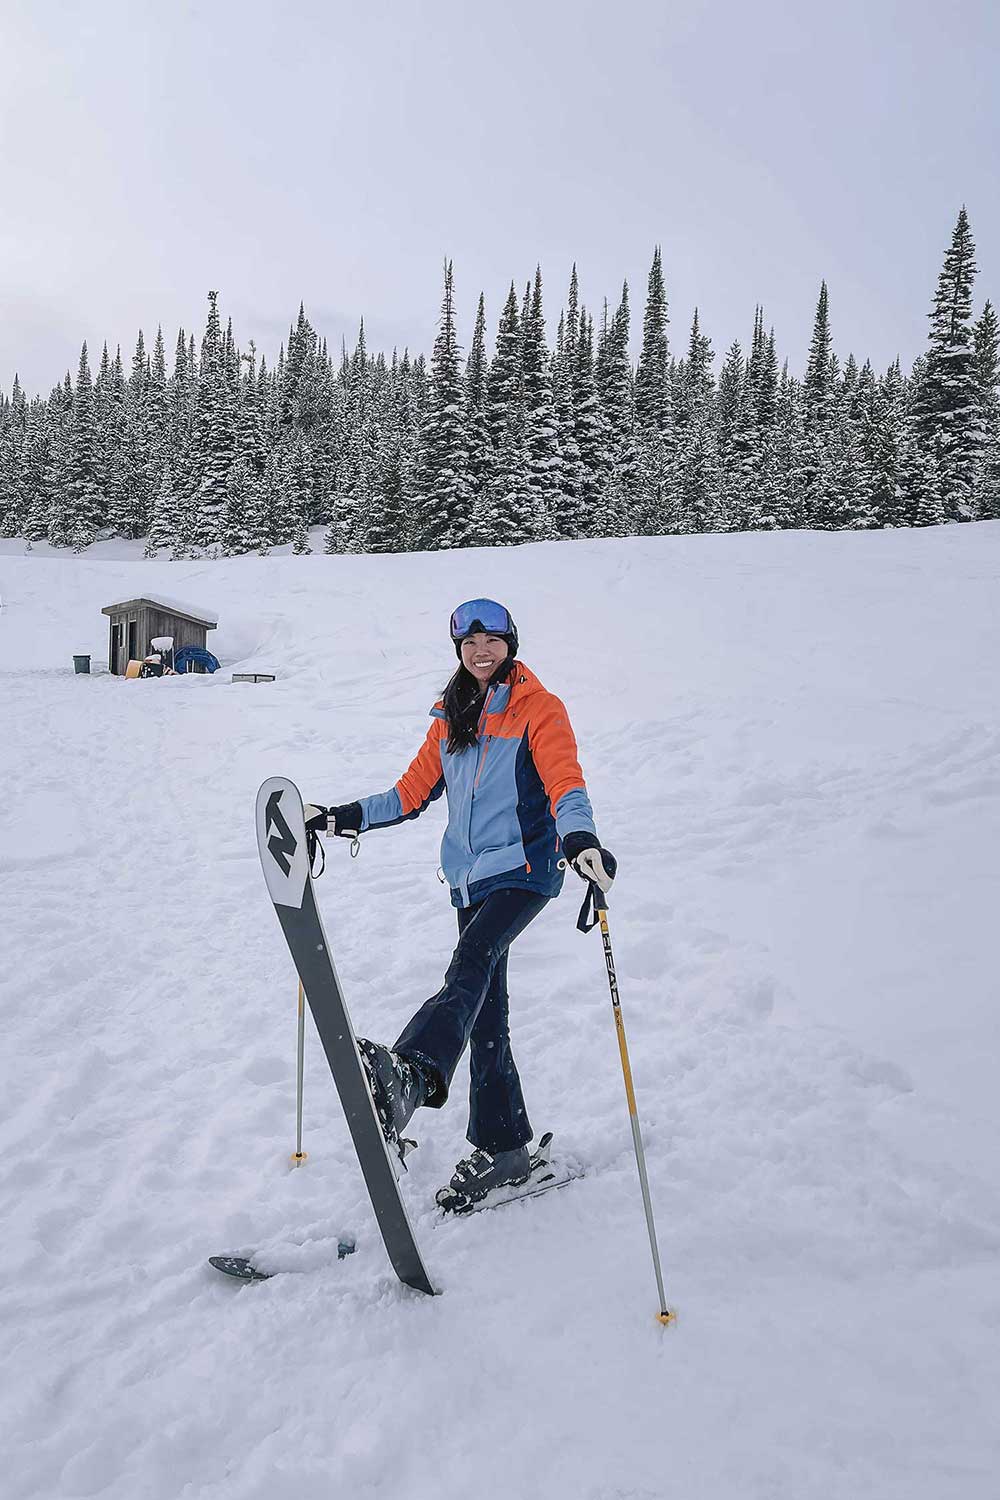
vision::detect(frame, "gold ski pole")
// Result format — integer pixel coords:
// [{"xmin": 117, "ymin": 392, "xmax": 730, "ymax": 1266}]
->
[
  {"xmin": 575, "ymin": 870, "xmax": 674, "ymax": 1325},
  {"xmin": 291, "ymin": 980, "xmax": 308, "ymax": 1166}
]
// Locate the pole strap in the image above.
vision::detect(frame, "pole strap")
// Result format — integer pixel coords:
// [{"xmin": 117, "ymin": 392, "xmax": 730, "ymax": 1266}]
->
[
  {"xmin": 576, "ymin": 877, "xmax": 609, "ymax": 934},
  {"xmin": 306, "ymin": 828, "xmax": 326, "ymax": 880}
]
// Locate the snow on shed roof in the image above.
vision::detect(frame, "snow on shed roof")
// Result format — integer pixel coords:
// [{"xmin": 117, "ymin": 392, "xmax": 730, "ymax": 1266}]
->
[{"xmin": 101, "ymin": 594, "xmax": 219, "ymax": 626}]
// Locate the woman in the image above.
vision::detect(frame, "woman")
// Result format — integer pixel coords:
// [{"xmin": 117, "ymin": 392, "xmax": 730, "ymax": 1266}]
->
[{"xmin": 305, "ymin": 598, "xmax": 615, "ymax": 1203}]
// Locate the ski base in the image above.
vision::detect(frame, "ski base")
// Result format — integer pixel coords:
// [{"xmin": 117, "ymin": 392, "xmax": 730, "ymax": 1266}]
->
[
  {"xmin": 209, "ymin": 1242, "xmax": 356, "ymax": 1282},
  {"xmin": 436, "ymin": 1132, "xmax": 582, "ymax": 1217}
]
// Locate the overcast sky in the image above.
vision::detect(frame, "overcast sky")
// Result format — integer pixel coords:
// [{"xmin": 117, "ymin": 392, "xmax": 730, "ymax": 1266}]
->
[{"xmin": 1, "ymin": 0, "xmax": 998, "ymax": 398}]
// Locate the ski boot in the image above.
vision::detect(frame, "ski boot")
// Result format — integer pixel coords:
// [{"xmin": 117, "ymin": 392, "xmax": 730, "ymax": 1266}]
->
[
  {"xmin": 445, "ymin": 1144, "xmax": 532, "ymax": 1204},
  {"xmin": 357, "ymin": 1039, "xmax": 428, "ymax": 1165}
]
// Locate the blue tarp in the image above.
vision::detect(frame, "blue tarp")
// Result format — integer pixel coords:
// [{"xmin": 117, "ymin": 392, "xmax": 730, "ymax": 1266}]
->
[{"xmin": 174, "ymin": 646, "xmax": 220, "ymax": 675}]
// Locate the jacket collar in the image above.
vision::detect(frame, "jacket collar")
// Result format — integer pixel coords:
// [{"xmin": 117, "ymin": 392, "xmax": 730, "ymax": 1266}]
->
[{"xmin": 430, "ymin": 660, "xmax": 544, "ymax": 719}]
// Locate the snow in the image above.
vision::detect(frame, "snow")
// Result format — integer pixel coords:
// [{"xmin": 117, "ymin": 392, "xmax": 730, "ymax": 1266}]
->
[
  {"xmin": 1, "ymin": 523, "xmax": 999, "ymax": 1499},
  {"xmin": 100, "ymin": 590, "xmax": 220, "ymax": 626}
]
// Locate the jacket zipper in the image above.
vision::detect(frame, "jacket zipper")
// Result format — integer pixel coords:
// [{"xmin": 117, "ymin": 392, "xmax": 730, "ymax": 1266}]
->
[{"xmin": 466, "ymin": 686, "xmax": 495, "ymax": 854}]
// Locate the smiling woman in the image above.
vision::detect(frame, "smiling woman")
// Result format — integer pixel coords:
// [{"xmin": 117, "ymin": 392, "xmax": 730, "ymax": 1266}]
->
[{"xmin": 302, "ymin": 594, "xmax": 617, "ymax": 1208}]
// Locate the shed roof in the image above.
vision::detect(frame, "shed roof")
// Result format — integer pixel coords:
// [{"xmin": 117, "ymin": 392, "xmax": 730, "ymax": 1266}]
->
[{"xmin": 101, "ymin": 595, "xmax": 218, "ymax": 628}]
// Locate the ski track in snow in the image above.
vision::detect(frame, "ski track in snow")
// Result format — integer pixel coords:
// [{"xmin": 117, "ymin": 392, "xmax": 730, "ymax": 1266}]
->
[{"xmin": 1, "ymin": 526, "xmax": 999, "ymax": 1499}]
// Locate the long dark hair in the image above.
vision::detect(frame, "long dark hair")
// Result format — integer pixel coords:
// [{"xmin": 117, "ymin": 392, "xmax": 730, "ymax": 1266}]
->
[{"xmin": 442, "ymin": 653, "xmax": 516, "ymax": 754}]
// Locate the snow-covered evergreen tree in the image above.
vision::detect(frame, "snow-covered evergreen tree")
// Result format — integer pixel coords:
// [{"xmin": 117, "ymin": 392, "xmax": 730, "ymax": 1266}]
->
[
  {"xmin": 635, "ymin": 247, "xmax": 670, "ymax": 438},
  {"xmin": 487, "ymin": 282, "xmax": 523, "ymax": 459},
  {"xmin": 190, "ymin": 291, "xmax": 236, "ymax": 545},
  {"xmin": 221, "ymin": 458, "xmax": 257, "ymax": 555},
  {"xmin": 521, "ymin": 267, "xmax": 561, "ymax": 535},
  {"xmin": 413, "ymin": 260, "xmax": 470, "ymax": 549},
  {"xmin": 570, "ymin": 310, "xmax": 605, "ymax": 531},
  {"xmin": 673, "ymin": 311, "xmax": 718, "ymax": 532},
  {"xmin": 551, "ymin": 316, "xmax": 584, "ymax": 536},
  {"xmin": 804, "ymin": 281, "xmax": 835, "ymax": 425},
  {"xmin": 912, "ymin": 207, "xmax": 983, "ymax": 519},
  {"xmin": 465, "ymin": 292, "xmax": 492, "ymax": 503},
  {"xmin": 66, "ymin": 343, "xmax": 106, "ymax": 549},
  {"xmin": 144, "ymin": 464, "xmax": 179, "ymax": 557},
  {"xmin": 973, "ymin": 299, "xmax": 999, "ymax": 519},
  {"xmin": 0, "ymin": 376, "xmax": 27, "ymax": 535}
]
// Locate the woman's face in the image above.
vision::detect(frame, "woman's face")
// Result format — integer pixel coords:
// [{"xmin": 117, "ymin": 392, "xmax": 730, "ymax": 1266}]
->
[{"xmin": 460, "ymin": 632, "xmax": 508, "ymax": 688}]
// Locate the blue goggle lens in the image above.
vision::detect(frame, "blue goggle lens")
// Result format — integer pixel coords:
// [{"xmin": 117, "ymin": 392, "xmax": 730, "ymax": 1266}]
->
[{"xmin": 450, "ymin": 598, "xmax": 511, "ymax": 640}]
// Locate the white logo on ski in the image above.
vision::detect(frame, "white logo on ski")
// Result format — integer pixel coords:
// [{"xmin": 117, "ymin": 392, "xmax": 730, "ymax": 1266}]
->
[{"xmin": 256, "ymin": 778, "xmax": 311, "ymax": 909}]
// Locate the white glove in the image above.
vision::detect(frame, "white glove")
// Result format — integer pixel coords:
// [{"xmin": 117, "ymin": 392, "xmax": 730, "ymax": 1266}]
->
[
  {"xmin": 573, "ymin": 847, "xmax": 615, "ymax": 892},
  {"xmin": 562, "ymin": 833, "xmax": 617, "ymax": 892}
]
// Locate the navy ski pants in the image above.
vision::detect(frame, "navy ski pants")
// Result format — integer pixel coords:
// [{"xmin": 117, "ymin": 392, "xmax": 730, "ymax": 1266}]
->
[{"xmin": 394, "ymin": 887, "xmax": 549, "ymax": 1153}]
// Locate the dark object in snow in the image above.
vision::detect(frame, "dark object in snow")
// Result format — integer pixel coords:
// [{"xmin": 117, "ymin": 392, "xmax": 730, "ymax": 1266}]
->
[
  {"xmin": 255, "ymin": 776, "xmax": 437, "ymax": 1298},
  {"xmin": 174, "ymin": 646, "xmax": 220, "ymax": 675},
  {"xmin": 209, "ymin": 1243, "xmax": 356, "ymax": 1282},
  {"xmin": 73, "ymin": 655, "xmax": 90, "ymax": 674},
  {"xmin": 232, "ymin": 672, "xmax": 276, "ymax": 683},
  {"xmin": 436, "ymin": 1132, "xmax": 580, "ymax": 1216},
  {"xmin": 102, "ymin": 596, "xmax": 217, "ymax": 676}
]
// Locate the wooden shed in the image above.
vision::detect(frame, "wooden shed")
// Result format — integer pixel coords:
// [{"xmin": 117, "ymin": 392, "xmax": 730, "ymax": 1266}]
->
[{"xmin": 101, "ymin": 595, "xmax": 218, "ymax": 675}]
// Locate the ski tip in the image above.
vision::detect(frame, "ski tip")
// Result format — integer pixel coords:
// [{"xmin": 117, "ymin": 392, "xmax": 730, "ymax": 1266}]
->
[
  {"xmin": 209, "ymin": 1242, "xmax": 356, "ymax": 1280},
  {"xmin": 209, "ymin": 1255, "xmax": 271, "ymax": 1282}
]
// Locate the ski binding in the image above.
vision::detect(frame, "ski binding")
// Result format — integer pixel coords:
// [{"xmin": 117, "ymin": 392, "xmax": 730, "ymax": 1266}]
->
[{"xmin": 436, "ymin": 1132, "xmax": 581, "ymax": 1217}]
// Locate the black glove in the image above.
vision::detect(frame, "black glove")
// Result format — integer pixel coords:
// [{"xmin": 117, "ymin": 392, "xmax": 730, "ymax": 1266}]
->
[
  {"xmin": 561, "ymin": 831, "xmax": 617, "ymax": 892},
  {"xmin": 304, "ymin": 801, "xmax": 363, "ymax": 839}
]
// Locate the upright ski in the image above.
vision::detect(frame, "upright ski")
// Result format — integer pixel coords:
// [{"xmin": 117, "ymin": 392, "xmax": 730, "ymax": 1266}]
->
[{"xmin": 255, "ymin": 776, "xmax": 436, "ymax": 1297}]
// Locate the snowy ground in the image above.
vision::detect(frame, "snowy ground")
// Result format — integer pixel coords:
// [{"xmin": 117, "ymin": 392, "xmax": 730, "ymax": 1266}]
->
[{"xmin": 1, "ymin": 524, "xmax": 999, "ymax": 1500}]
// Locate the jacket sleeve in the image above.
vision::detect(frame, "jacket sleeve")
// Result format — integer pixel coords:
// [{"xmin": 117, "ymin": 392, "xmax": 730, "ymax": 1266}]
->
[
  {"xmin": 359, "ymin": 719, "xmax": 447, "ymax": 831},
  {"xmin": 528, "ymin": 693, "xmax": 597, "ymax": 840}
]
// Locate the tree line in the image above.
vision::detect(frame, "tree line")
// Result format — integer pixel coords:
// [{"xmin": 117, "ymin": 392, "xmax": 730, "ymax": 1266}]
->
[{"xmin": 0, "ymin": 207, "xmax": 997, "ymax": 557}]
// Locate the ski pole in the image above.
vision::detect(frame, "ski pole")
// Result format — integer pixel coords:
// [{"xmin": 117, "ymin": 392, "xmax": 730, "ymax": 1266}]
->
[
  {"xmin": 291, "ymin": 979, "xmax": 308, "ymax": 1166},
  {"xmin": 574, "ymin": 870, "xmax": 674, "ymax": 1325}
]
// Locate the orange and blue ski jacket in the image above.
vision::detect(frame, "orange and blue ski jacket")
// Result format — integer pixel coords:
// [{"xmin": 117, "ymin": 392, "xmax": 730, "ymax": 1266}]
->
[{"xmin": 359, "ymin": 662, "xmax": 597, "ymax": 908}]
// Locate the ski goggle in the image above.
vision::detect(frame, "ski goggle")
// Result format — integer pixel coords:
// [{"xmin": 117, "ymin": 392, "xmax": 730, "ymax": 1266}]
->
[{"xmin": 449, "ymin": 598, "xmax": 512, "ymax": 640}]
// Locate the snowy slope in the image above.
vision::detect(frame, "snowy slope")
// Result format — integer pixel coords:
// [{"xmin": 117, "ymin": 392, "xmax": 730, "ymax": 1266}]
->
[{"xmin": 1, "ymin": 525, "xmax": 999, "ymax": 1500}]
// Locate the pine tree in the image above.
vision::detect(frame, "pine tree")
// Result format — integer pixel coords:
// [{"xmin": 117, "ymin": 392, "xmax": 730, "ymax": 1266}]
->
[
  {"xmin": 291, "ymin": 504, "xmax": 311, "ymax": 554},
  {"xmin": 899, "ymin": 426, "xmax": 946, "ymax": 526},
  {"xmin": 190, "ymin": 291, "xmax": 236, "ymax": 545},
  {"xmin": 673, "ymin": 311, "xmax": 718, "ymax": 532},
  {"xmin": 365, "ymin": 445, "xmax": 408, "ymax": 552},
  {"xmin": 973, "ymin": 300, "xmax": 999, "ymax": 519},
  {"xmin": 465, "ymin": 292, "xmax": 492, "ymax": 500},
  {"xmin": 860, "ymin": 361, "xmax": 906, "ymax": 526},
  {"xmin": 66, "ymin": 342, "xmax": 106, "ymax": 548},
  {"xmin": 413, "ymin": 260, "xmax": 470, "ymax": 549},
  {"xmin": 716, "ymin": 341, "xmax": 755, "ymax": 530},
  {"xmin": 551, "ymin": 318, "xmax": 584, "ymax": 535},
  {"xmin": 221, "ymin": 458, "xmax": 257, "ymax": 554},
  {"xmin": 521, "ymin": 267, "xmax": 561, "ymax": 534},
  {"xmin": 572, "ymin": 310, "xmax": 605, "ymax": 531},
  {"xmin": 144, "ymin": 464, "xmax": 179, "ymax": 556},
  {"xmin": 635, "ymin": 247, "xmax": 670, "ymax": 438},
  {"xmin": 912, "ymin": 207, "xmax": 983, "ymax": 519},
  {"xmin": 110, "ymin": 330, "xmax": 152, "ymax": 537},
  {"xmin": 487, "ymin": 282, "xmax": 523, "ymax": 457},
  {"xmin": 632, "ymin": 251, "xmax": 674, "ymax": 536},
  {"xmin": 478, "ymin": 415, "xmax": 536, "ymax": 544},
  {"xmin": 42, "ymin": 375, "xmax": 73, "ymax": 545},
  {"xmin": 0, "ymin": 376, "xmax": 27, "ymax": 535},
  {"xmin": 805, "ymin": 281, "xmax": 834, "ymax": 424}
]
